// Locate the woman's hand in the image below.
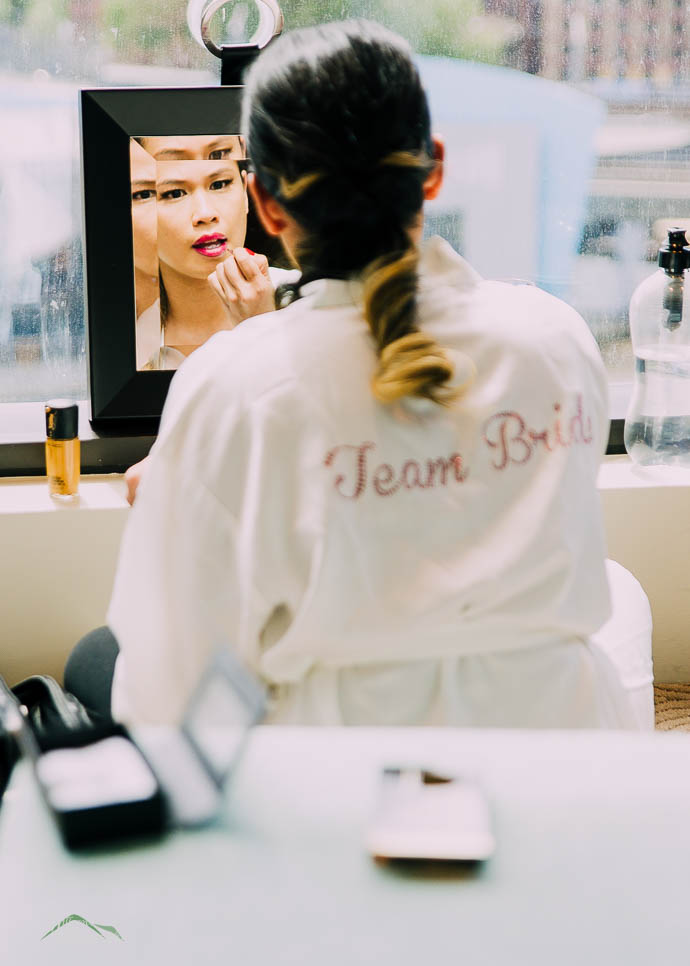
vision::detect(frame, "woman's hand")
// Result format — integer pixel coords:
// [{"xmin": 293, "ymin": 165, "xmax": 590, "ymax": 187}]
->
[
  {"xmin": 124, "ymin": 456, "xmax": 150, "ymax": 506},
  {"xmin": 207, "ymin": 248, "xmax": 275, "ymax": 329}
]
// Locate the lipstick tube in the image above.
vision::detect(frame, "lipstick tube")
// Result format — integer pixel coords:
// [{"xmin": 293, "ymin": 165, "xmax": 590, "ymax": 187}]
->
[{"xmin": 45, "ymin": 400, "xmax": 80, "ymax": 498}]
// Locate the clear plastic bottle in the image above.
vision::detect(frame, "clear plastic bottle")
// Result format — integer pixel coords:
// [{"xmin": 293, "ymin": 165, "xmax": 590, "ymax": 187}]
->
[{"xmin": 624, "ymin": 227, "xmax": 690, "ymax": 466}]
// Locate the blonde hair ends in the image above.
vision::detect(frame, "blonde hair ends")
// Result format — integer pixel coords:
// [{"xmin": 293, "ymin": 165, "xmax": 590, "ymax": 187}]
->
[{"xmin": 363, "ymin": 249, "xmax": 474, "ymax": 406}]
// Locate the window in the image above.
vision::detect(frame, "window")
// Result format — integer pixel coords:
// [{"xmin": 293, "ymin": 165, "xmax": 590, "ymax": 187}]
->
[{"xmin": 2, "ymin": 0, "xmax": 688, "ymax": 463}]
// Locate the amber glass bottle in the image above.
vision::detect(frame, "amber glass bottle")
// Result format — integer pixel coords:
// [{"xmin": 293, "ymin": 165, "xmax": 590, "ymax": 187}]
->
[{"xmin": 45, "ymin": 400, "xmax": 80, "ymax": 497}]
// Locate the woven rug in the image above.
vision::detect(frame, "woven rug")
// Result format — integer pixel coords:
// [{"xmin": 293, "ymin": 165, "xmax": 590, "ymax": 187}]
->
[{"xmin": 654, "ymin": 684, "xmax": 690, "ymax": 731}]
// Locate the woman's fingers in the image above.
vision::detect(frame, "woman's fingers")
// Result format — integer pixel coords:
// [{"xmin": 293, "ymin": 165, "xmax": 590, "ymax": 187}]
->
[
  {"xmin": 234, "ymin": 248, "xmax": 270, "ymax": 280},
  {"xmin": 208, "ymin": 249, "xmax": 275, "ymax": 325},
  {"xmin": 255, "ymin": 252, "xmax": 270, "ymax": 276},
  {"xmin": 216, "ymin": 251, "xmax": 245, "ymax": 296},
  {"xmin": 234, "ymin": 247, "xmax": 261, "ymax": 280}
]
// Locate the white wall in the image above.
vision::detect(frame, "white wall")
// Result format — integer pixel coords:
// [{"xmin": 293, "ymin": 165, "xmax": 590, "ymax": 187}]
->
[
  {"xmin": 598, "ymin": 458, "xmax": 690, "ymax": 683},
  {"xmin": 0, "ymin": 477, "xmax": 129, "ymax": 685},
  {"xmin": 1, "ymin": 459, "xmax": 688, "ymax": 686}
]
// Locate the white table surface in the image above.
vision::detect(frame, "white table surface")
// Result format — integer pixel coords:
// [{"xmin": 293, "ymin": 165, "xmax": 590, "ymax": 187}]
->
[{"xmin": 2, "ymin": 725, "xmax": 690, "ymax": 964}]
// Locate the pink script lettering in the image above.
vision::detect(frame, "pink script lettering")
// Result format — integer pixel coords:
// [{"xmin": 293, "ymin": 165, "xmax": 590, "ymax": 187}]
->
[
  {"xmin": 324, "ymin": 443, "xmax": 467, "ymax": 500},
  {"xmin": 482, "ymin": 394, "xmax": 593, "ymax": 471}
]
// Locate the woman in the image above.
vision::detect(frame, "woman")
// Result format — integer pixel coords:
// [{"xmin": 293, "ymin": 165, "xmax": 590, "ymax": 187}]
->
[
  {"xmin": 97, "ymin": 20, "xmax": 653, "ymax": 728},
  {"xmin": 133, "ymin": 134, "xmax": 287, "ymax": 370}
]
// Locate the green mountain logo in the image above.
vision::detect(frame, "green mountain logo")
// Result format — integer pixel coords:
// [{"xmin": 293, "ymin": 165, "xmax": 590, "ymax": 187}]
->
[{"xmin": 41, "ymin": 914, "xmax": 124, "ymax": 941}]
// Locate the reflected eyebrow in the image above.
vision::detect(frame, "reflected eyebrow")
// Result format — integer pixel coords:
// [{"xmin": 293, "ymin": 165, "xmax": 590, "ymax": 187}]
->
[
  {"xmin": 156, "ymin": 167, "xmax": 237, "ymax": 190},
  {"xmin": 131, "ymin": 179, "xmax": 156, "ymax": 189},
  {"xmin": 206, "ymin": 138, "xmax": 243, "ymax": 157},
  {"xmin": 152, "ymin": 148, "xmax": 190, "ymax": 160},
  {"xmin": 206, "ymin": 166, "xmax": 236, "ymax": 181}
]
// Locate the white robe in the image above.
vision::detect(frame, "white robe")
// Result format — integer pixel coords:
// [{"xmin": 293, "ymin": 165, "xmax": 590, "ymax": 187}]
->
[{"xmin": 108, "ymin": 237, "xmax": 654, "ymax": 729}]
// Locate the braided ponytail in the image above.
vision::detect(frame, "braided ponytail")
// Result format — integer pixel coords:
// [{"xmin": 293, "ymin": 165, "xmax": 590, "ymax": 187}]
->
[
  {"xmin": 364, "ymin": 249, "xmax": 460, "ymax": 405},
  {"xmin": 360, "ymin": 154, "xmax": 473, "ymax": 406}
]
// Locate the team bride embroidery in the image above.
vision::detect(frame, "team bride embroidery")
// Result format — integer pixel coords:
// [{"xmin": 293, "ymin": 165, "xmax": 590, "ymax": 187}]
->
[
  {"xmin": 323, "ymin": 442, "xmax": 467, "ymax": 499},
  {"xmin": 482, "ymin": 394, "xmax": 593, "ymax": 471},
  {"xmin": 324, "ymin": 395, "xmax": 593, "ymax": 499}
]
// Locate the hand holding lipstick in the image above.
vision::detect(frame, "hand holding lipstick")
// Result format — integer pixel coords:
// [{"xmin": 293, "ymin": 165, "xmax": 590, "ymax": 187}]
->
[{"xmin": 207, "ymin": 247, "xmax": 275, "ymax": 329}]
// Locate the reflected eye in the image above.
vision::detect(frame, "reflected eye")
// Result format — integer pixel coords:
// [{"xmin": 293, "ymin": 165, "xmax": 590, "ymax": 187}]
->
[
  {"xmin": 159, "ymin": 187, "xmax": 186, "ymax": 201},
  {"xmin": 209, "ymin": 179, "xmax": 233, "ymax": 191},
  {"xmin": 132, "ymin": 189, "xmax": 155, "ymax": 203},
  {"xmin": 208, "ymin": 148, "xmax": 233, "ymax": 160}
]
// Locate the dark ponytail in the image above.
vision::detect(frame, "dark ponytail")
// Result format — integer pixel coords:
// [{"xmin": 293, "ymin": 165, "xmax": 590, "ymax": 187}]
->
[{"xmin": 244, "ymin": 20, "xmax": 474, "ymax": 405}]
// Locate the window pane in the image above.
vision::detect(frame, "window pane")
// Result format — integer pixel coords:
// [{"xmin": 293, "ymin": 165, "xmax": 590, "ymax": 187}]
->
[
  {"xmin": 0, "ymin": 75, "xmax": 85, "ymax": 403},
  {"xmin": 0, "ymin": 0, "xmax": 216, "ymax": 405},
  {"xmin": 2, "ymin": 0, "xmax": 688, "ymax": 408}
]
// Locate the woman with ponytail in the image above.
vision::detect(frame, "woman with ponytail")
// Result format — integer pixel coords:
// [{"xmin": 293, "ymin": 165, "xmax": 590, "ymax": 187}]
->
[{"xmin": 97, "ymin": 20, "xmax": 653, "ymax": 729}]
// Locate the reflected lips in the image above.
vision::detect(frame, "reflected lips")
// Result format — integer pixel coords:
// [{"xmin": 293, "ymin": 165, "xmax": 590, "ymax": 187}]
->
[{"xmin": 193, "ymin": 233, "xmax": 228, "ymax": 257}]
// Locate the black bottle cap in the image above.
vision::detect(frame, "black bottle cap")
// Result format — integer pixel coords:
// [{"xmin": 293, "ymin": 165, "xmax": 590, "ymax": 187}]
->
[
  {"xmin": 658, "ymin": 227, "xmax": 690, "ymax": 276},
  {"xmin": 45, "ymin": 400, "xmax": 79, "ymax": 440}
]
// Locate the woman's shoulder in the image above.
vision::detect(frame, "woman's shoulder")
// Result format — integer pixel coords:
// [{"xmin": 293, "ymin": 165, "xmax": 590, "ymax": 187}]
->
[
  {"xmin": 476, "ymin": 278, "xmax": 588, "ymax": 333},
  {"xmin": 420, "ymin": 237, "xmax": 589, "ymax": 332},
  {"xmin": 469, "ymin": 280, "xmax": 605, "ymax": 391},
  {"xmin": 480, "ymin": 279, "xmax": 602, "ymax": 363},
  {"xmin": 419, "ymin": 241, "xmax": 604, "ymax": 383}
]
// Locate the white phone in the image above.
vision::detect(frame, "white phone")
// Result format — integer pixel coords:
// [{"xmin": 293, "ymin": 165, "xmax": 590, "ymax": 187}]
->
[{"xmin": 366, "ymin": 767, "xmax": 495, "ymax": 862}]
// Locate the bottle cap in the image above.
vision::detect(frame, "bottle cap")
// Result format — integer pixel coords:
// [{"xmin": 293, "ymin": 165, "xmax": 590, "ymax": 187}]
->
[
  {"xmin": 45, "ymin": 400, "xmax": 79, "ymax": 440},
  {"xmin": 658, "ymin": 227, "xmax": 690, "ymax": 275}
]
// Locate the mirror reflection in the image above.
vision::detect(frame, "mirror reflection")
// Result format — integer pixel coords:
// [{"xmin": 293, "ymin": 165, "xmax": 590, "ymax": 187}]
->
[{"xmin": 130, "ymin": 134, "xmax": 255, "ymax": 371}]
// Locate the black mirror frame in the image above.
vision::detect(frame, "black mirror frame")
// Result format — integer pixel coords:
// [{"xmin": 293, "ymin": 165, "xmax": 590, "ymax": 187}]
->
[{"xmin": 80, "ymin": 86, "xmax": 250, "ymax": 429}]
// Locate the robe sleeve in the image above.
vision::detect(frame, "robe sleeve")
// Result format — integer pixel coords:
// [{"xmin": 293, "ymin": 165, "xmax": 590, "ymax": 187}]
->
[{"xmin": 107, "ymin": 405, "xmax": 271, "ymax": 726}]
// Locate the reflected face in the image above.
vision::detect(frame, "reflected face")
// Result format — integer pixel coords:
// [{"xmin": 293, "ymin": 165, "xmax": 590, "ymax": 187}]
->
[
  {"xmin": 155, "ymin": 159, "xmax": 248, "ymax": 280},
  {"xmin": 130, "ymin": 140, "xmax": 158, "ymax": 278},
  {"xmin": 139, "ymin": 134, "xmax": 245, "ymax": 162}
]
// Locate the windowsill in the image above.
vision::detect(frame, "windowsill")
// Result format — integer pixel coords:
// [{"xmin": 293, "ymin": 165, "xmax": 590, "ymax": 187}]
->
[
  {"xmin": 2, "ymin": 447, "xmax": 690, "ymax": 507},
  {"xmin": 0, "ymin": 453, "xmax": 688, "ymax": 515},
  {"xmin": 598, "ymin": 454, "xmax": 690, "ymax": 489},
  {"xmin": 0, "ymin": 473, "xmax": 129, "ymax": 514}
]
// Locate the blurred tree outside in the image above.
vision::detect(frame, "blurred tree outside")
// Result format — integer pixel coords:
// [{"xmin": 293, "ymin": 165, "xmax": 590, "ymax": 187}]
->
[
  {"xmin": 8, "ymin": 0, "xmax": 65, "ymax": 36},
  {"xmin": 0, "ymin": 0, "xmax": 521, "ymax": 76},
  {"xmin": 103, "ymin": 0, "xmax": 207, "ymax": 68},
  {"xmin": 279, "ymin": 0, "xmax": 519, "ymax": 62}
]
